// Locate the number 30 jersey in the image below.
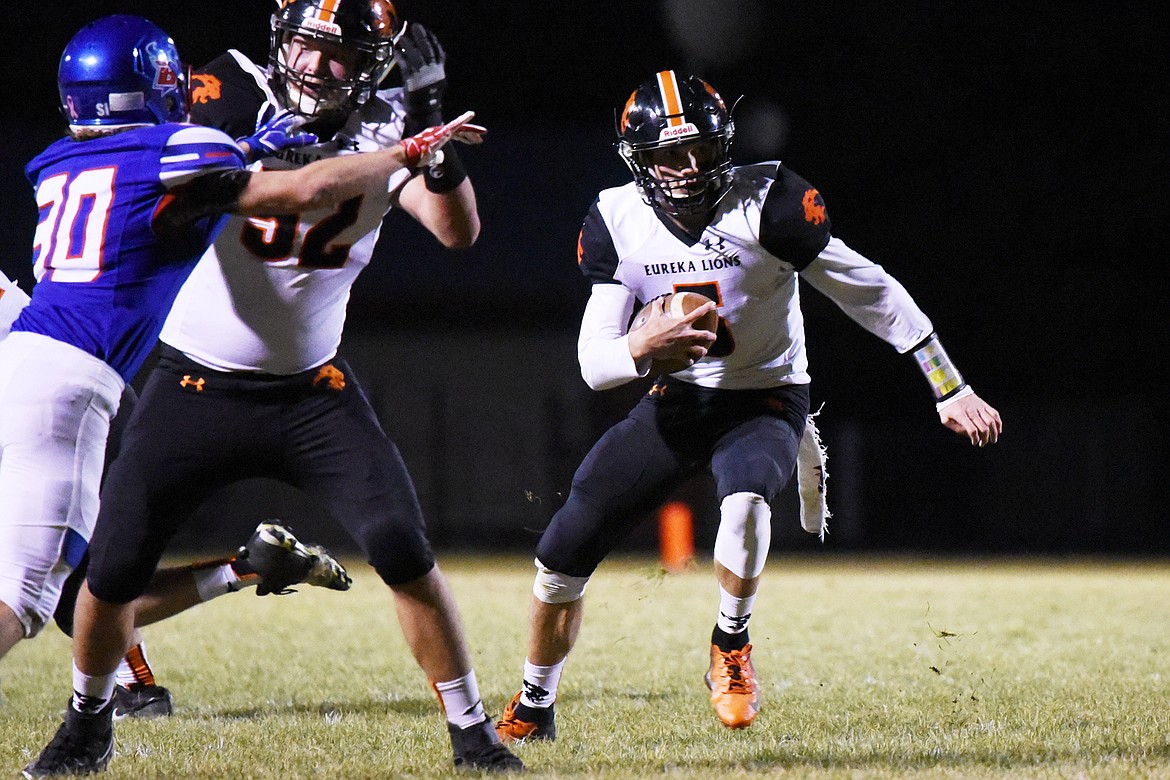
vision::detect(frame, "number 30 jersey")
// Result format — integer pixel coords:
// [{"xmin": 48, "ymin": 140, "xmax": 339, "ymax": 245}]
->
[
  {"xmin": 160, "ymin": 50, "xmax": 413, "ymax": 375},
  {"xmin": 577, "ymin": 163, "xmax": 935, "ymax": 390},
  {"xmin": 14, "ymin": 124, "xmax": 246, "ymax": 382}
]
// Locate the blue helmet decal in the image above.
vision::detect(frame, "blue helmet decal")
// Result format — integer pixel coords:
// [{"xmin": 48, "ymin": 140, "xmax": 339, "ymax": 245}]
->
[{"xmin": 58, "ymin": 15, "xmax": 189, "ymax": 130}]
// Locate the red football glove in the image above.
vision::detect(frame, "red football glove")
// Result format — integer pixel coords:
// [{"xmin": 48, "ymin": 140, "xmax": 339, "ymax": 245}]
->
[{"xmin": 398, "ymin": 110, "xmax": 486, "ymax": 168}]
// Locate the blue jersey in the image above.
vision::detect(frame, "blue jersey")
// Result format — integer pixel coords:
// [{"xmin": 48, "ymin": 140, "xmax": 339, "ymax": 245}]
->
[{"xmin": 13, "ymin": 123, "xmax": 246, "ymax": 382}]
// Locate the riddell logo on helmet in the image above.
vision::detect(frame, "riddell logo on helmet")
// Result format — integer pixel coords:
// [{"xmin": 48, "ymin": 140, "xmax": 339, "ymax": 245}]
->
[
  {"xmin": 659, "ymin": 123, "xmax": 699, "ymax": 141},
  {"xmin": 303, "ymin": 17, "xmax": 343, "ymax": 36}
]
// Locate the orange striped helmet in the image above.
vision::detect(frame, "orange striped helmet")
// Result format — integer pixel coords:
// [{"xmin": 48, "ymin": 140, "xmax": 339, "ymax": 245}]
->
[
  {"xmin": 616, "ymin": 70, "xmax": 735, "ymax": 216},
  {"xmin": 270, "ymin": 0, "xmax": 402, "ymax": 119}
]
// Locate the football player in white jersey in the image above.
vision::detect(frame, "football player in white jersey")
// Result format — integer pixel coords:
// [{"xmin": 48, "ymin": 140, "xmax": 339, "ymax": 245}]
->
[
  {"xmin": 69, "ymin": 0, "xmax": 522, "ymax": 774},
  {"xmin": 21, "ymin": 13, "xmax": 483, "ymax": 777},
  {"xmin": 495, "ymin": 71, "xmax": 1002, "ymax": 742}
]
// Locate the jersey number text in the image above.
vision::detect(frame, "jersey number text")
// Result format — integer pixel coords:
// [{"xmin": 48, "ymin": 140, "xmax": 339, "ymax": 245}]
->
[
  {"xmin": 241, "ymin": 196, "xmax": 363, "ymax": 268},
  {"xmin": 32, "ymin": 167, "xmax": 117, "ymax": 283}
]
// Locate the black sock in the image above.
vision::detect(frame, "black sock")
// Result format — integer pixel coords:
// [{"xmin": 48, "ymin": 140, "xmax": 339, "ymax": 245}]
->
[{"xmin": 711, "ymin": 625, "xmax": 750, "ymax": 651}]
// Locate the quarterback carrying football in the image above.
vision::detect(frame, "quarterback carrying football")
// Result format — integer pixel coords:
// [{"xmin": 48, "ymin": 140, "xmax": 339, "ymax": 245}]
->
[{"xmin": 495, "ymin": 70, "xmax": 1002, "ymax": 742}]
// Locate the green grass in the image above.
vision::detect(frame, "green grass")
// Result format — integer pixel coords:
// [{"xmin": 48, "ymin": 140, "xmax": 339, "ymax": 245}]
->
[{"xmin": 3, "ymin": 554, "xmax": 1170, "ymax": 778}]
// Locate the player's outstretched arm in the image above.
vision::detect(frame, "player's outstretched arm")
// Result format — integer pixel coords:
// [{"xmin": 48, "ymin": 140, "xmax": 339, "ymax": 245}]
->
[{"xmin": 236, "ymin": 112, "xmax": 484, "ymax": 216}]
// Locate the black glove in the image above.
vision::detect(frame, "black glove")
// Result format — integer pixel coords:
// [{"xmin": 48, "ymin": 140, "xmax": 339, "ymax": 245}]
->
[{"xmin": 397, "ymin": 21, "xmax": 447, "ymax": 135}]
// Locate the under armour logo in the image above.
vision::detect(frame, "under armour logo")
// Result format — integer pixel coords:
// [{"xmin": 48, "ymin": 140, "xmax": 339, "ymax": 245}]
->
[
  {"xmin": 180, "ymin": 375, "xmax": 206, "ymax": 392},
  {"xmin": 720, "ymin": 611, "xmax": 751, "ymax": 632},
  {"xmin": 648, "ymin": 383, "xmax": 667, "ymax": 397},
  {"xmin": 522, "ymin": 680, "xmax": 551, "ymax": 705},
  {"xmin": 72, "ymin": 691, "xmax": 107, "ymax": 715}
]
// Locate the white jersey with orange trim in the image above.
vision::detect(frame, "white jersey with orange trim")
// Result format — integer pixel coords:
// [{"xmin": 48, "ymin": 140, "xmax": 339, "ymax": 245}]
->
[
  {"xmin": 576, "ymin": 163, "xmax": 934, "ymax": 391},
  {"xmin": 160, "ymin": 50, "xmax": 413, "ymax": 374},
  {"xmin": 0, "ymin": 270, "xmax": 31, "ymax": 340}
]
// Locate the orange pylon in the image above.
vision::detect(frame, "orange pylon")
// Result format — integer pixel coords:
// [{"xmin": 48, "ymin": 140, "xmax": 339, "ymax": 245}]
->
[{"xmin": 659, "ymin": 501, "xmax": 694, "ymax": 571}]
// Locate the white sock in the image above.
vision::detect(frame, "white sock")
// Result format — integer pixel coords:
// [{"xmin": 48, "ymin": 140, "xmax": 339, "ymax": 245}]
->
[
  {"xmin": 114, "ymin": 642, "xmax": 154, "ymax": 687},
  {"xmin": 193, "ymin": 564, "xmax": 243, "ymax": 601},
  {"xmin": 519, "ymin": 658, "xmax": 564, "ymax": 709},
  {"xmin": 434, "ymin": 670, "xmax": 486, "ymax": 729},
  {"xmin": 715, "ymin": 586, "xmax": 756, "ymax": 635},
  {"xmin": 72, "ymin": 661, "xmax": 116, "ymax": 713}
]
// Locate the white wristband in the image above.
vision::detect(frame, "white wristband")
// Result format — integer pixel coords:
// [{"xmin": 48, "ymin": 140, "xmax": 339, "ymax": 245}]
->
[{"xmin": 935, "ymin": 384, "xmax": 975, "ymax": 413}]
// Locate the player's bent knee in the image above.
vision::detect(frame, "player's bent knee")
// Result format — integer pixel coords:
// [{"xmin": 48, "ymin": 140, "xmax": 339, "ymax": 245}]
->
[
  {"xmin": 0, "ymin": 591, "xmax": 50, "ymax": 639},
  {"xmin": 713, "ymin": 492, "xmax": 772, "ymax": 579},
  {"xmin": 532, "ymin": 558, "xmax": 590, "ymax": 604}
]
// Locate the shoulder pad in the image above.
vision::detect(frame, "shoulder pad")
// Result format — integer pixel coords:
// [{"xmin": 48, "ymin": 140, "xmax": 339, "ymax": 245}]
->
[
  {"xmin": 759, "ymin": 164, "xmax": 832, "ymax": 270},
  {"xmin": 189, "ymin": 51, "xmax": 272, "ymax": 140},
  {"xmin": 577, "ymin": 200, "xmax": 620, "ymax": 283}
]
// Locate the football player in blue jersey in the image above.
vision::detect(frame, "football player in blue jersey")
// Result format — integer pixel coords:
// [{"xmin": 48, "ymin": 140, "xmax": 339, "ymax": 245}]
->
[
  {"xmin": 16, "ymin": 14, "xmax": 483, "ymax": 777},
  {"xmin": 66, "ymin": 0, "xmax": 522, "ymax": 773},
  {"xmin": 495, "ymin": 71, "xmax": 1003, "ymax": 743},
  {"xmin": 7, "ymin": 270, "xmax": 354, "ymax": 721}
]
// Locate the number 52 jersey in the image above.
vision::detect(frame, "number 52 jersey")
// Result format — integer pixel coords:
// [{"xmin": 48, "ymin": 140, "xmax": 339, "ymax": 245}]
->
[{"xmin": 160, "ymin": 50, "xmax": 414, "ymax": 375}]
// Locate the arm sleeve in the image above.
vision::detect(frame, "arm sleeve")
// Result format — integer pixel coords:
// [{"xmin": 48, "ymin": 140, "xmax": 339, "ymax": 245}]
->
[
  {"xmin": 577, "ymin": 283, "xmax": 650, "ymax": 391},
  {"xmin": 799, "ymin": 236, "xmax": 934, "ymax": 353},
  {"xmin": 153, "ymin": 169, "xmax": 253, "ymax": 237}
]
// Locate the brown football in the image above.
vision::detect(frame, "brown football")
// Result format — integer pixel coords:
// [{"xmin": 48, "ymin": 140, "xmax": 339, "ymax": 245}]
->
[{"xmin": 629, "ymin": 291, "xmax": 718, "ymax": 374}]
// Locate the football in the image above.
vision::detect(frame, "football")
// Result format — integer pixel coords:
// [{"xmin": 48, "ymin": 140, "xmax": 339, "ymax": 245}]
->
[{"xmin": 629, "ymin": 291, "xmax": 719, "ymax": 374}]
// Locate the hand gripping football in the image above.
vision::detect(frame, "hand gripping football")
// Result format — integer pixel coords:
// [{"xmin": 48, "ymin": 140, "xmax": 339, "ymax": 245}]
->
[{"xmin": 629, "ymin": 291, "xmax": 719, "ymax": 374}]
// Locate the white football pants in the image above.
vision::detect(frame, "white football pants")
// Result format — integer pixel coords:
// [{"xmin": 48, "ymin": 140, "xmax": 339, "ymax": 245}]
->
[{"xmin": 0, "ymin": 332, "xmax": 123, "ymax": 636}]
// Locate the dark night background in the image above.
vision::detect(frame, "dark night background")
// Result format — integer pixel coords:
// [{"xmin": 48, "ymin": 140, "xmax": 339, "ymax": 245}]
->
[{"xmin": 0, "ymin": 1, "xmax": 1165, "ymax": 558}]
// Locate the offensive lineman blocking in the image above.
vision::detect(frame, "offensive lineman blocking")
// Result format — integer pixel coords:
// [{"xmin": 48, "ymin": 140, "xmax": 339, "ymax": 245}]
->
[{"xmin": 20, "ymin": 13, "xmax": 483, "ymax": 777}]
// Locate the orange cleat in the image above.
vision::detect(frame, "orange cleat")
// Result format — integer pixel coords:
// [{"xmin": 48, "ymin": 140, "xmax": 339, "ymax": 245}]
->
[
  {"xmin": 495, "ymin": 691, "xmax": 556, "ymax": 743},
  {"xmin": 704, "ymin": 643, "xmax": 759, "ymax": 728}
]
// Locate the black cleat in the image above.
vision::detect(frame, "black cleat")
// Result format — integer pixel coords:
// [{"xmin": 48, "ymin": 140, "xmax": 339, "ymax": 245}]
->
[
  {"xmin": 238, "ymin": 522, "xmax": 351, "ymax": 596},
  {"xmin": 448, "ymin": 719, "xmax": 525, "ymax": 773},
  {"xmin": 24, "ymin": 701, "xmax": 114, "ymax": 777},
  {"xmin": 112, "ymin": 684, "xmax": 173, "ymax": 720}
]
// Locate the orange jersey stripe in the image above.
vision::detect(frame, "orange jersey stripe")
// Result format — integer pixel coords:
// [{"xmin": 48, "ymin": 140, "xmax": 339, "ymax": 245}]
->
[{"xmin": 657, "ymin": 71, "xmax": 685, "ymax": 127}]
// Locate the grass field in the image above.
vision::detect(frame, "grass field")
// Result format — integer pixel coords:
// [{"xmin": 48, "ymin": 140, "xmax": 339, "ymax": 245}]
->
[{"xmin": 2, "ymin": 554, "xmax": 1170, "ymax": 778}]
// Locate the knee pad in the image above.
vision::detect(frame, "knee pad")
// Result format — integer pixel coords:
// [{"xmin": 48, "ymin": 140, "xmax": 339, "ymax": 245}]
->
[
  {"xmin": 532, "ymin": 558, "xmax": 590, "ymax": 604},
  {"xmin": 713, "ymin": 492, "xmax": 772, "ymax": 579}
]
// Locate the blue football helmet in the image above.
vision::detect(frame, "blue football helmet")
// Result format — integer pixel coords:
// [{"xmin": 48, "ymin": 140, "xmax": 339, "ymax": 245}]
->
[{"xmin": 58, "ymin": 15, "xmax": 189, "ymax": 132}]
